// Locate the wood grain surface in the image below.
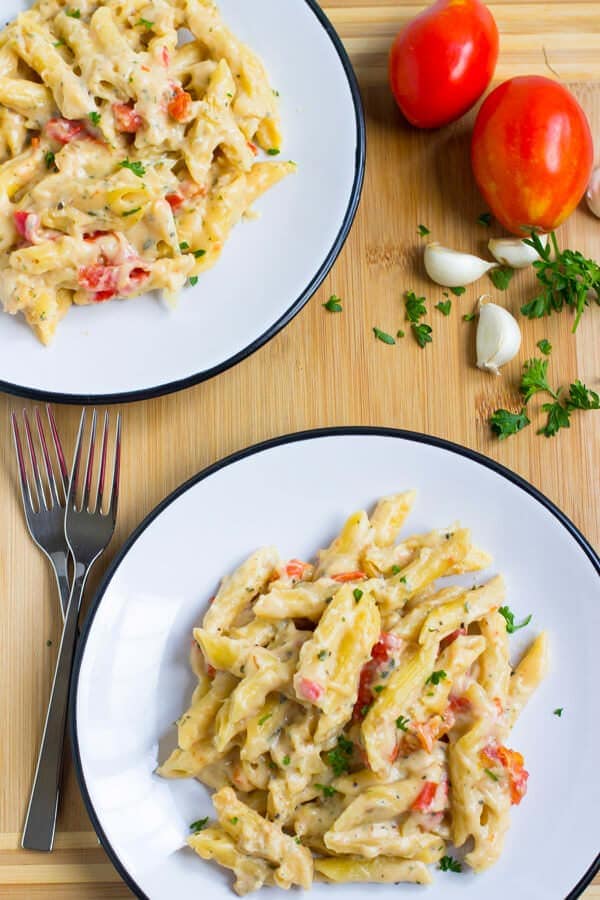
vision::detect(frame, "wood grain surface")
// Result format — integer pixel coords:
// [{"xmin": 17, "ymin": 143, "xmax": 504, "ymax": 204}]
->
[{"xmin": 1, "ymin": 3, "xmax": 599, "ymax": 897}]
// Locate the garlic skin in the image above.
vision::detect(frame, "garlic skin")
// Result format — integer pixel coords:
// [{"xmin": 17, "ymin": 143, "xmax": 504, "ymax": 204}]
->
[
  {"xmin": 488, "ymin": 234, "xmax": 548, "ymax": 268},
  {"xmin": 586, "ymin": 167, "xmax": 600, "ymax": 218},
  {"xmin": 424, "ymin": 242, "xmax": 497, "ymax": 288},
  {"xmin": 476, "ymin": 300, "xmax": 522, "ymax": 375}
]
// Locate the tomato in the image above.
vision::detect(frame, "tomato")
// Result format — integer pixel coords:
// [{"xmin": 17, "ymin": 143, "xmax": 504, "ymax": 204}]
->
[
  {"xmin": 389, "ymin": 0, "xmax": 498, "ymax": 129},
  {"xmin": 113, "ymin": 102, "xmax": 143, "ymax": 133},
  {"xmin": 471, "ymin": 76, "xmax": 594, "ymax": 234},
  {"xmin": 167, "ymin": 86, "xmax": 193, "ymax": 122},
  {"xmin": 45, "ymin": 117, "xmax": 85, "ymax": 143},
  {"xmin": 411, "ymin": 781, "xmax": 438, "ymax": 812}
]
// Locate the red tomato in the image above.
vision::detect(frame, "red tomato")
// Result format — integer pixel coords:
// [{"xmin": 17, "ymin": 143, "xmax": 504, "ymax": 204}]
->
[
  {"xmin": 471, "ymin": 76, "xmax": 594, "ymax": 234},
  {"xmin": 411, "ymin": 781, "xmax": 438, "ymax": 812},
  {"xmin": 167, "ymin": 86, "xmax": 193, "ymax": 122},
  {"xmin": 389, "ymin": 0, "xmax": 498, "ymax": 129},
  {"xmin": 113, "ymin": 102, "xmax": 143, "ymax": 133},
  {"xmin": 45, "ymin": 117, "xmax": 85, "ymax": 143}
]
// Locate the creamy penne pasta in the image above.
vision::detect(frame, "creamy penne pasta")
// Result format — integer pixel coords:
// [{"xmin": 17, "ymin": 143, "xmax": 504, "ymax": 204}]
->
[{"xmin": 159, "ymin": 492, "xmax": 548, "ymax": 894}]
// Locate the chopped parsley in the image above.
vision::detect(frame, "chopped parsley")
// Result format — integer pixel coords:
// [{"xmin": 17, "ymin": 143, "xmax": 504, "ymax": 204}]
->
[
  {"xmin": 425, "ymin": 670, "xmax": 447, "ymax": 686},
  {"xmin": 267, "ymin": 148, "xmax": 280, "ymax": 156},
  {"xmin": 190, "ymin": 817, "xmax": 209, "ymax": 833},
  {"xmin": 121, "ymin": 207, "xmax": 141, "ymax": 217},
  {"xmin": 537, "ymin": 338, "xmax": 552, "ymax": 356},
  {"xmin": 396, "ymin": 715, "xmax": 410, "ymax": 731},
  {"xmin": 257, "ymin": 712, "xmax": 272, "ymax": 726},
  {"xmin": 373, "ymin": 327, "xmax": 396, "ymax": 345},
  {"xmin": 520, "ymin": 358, "xmax": 556, "ymax": 403},
  {"xmin": 189, "ymin": 276, "xmax": 199, "ymax": 286},
  {"xmin": 373, "ymin": 685, "xmax": 385, "ymax": 693},
  {"xmin": 230, "ymin": 817, "xmax": 239, "ymax": 825},
  {"xmin": 283, "ymin": 754, "xmax": 291, "ymax": 765},
  {"xmin": 463, "ymin": 312, "xmax": 476, "ymax": 322},
  {"xmin": 193, "ymin": 249, "xmax": 206, "ymax": 258},
  {"xmin": 326, "ymin": 735, "xmax": 354, "ymax": 776},
  {"xmin": 66, "ymin": 8, "xmax": 81, "ymax": 17},
  {"xmin": 417, "ymin": 224, "xmax": 431, "ymax": 237},
  {"xmin": 318, "ymin": 650, "xmax": 328, "ymax": 661},
  {"xmin": 396, "ymin": 329, "xmax": 405, "ymax": 338},
  {"xmin": 439, "ymin": 855, "xmax": 462, "ymax": 873},
  {"xmin": 46, "ymin": 639, "xmax": 52, "ymax": 646},
  {"xmin": 553, "ymin": 708, "xmax": 563, "ymax": 717},
  {"xmin": 44, "ymin": 150, "xmax": 56, "ymax": 170},
  {"xmin": 489, "ymin": 266, "xmax": 514, "ymax": 291},
  {"xmin": 88, "ymin": 111, "xmax": 101, "ymax": 126},
  {"xmin": 435, "ymin": 299, "xmax": 452, "ymax": 316},
  {"xmin": 477, "ymin": 212, "xmax": 492, "ymax": 226},
  {"xmin": 53, "ymin": 39, "xmax": 65, "ymax": 47},
  {"xmin": 323, "ymin": 294, "xmax": 342, "ymax": 313},
  {"xmin": 412, "ymin": 322, "xmax": 433, "ymax": 348},
  {"xmin": 137, "ymin": 17, "xmax": 154, "ymax": 28},
  {"xmin": 405, "ymin": 290, "xmax": 427, "ymax": 323},
  {"xmin": 484, "ymin": 768, "xmax": 499, "ymax": 782},
  {"xmin": 315, "ymin": 783, "xmax": 338, "ymax": 798},
  {"xmin": 391, "ymin": 565, "xmax": 401, "ymax": 575},
  {"xmin": 360, "ymin": 703, "xmax": 372, "ymax": 718},
  {"xmin": 449, "ymin": 286, "xmax": 466, "ymax": 296},
  {"xmin": 498, "ymin": 605, "xmax": 532, "ymax": 634},
  {"xmin": 353, "ymin": 588, "xmax": 363, "ymax": 603},
  {"xmin": 179, "ymin": 241, "xmax": 190, "ymax": 251},
  {"xmin": 490, "ymin": 408, "xmax": 531, "ymax": 440},
  {"xmin": 119, "ymin": 158, "xmax": 146, "ymax": 177}
]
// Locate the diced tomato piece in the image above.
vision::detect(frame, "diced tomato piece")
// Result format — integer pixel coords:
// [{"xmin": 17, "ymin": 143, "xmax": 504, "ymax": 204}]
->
[
  {"xmin": 247, "ymin": 141, "xmax": 258, "ymax": 156},
  {"xmin": 92, "ymin": 289, "xmax": 116, "ymax": 302},
  {"xmin": 161, "ymin": 46, "xmax": 170, "ymax": 67},
  {"xmin": 297, "ymin": 677, "xmax": 323, "ymax": 703},
  {"xmin": 45, "ymin": 117, "xmax": 85, "ymax": 143},
  {"xmin": 78, "ymin": 264, "xmax": 120, "ymax": 294},
  {"xmin": 482, "ymin": 743, "xmax": 529, "ymax": 805},
  {"xmin": 285, "ymin": 559, "xmax": 311, "ymax": 580},
  {"xmin": 13, "ymin": 211, "xmax": 39, "ymax": 243},
  {"xmin": 389, "ymin": 742, "xmax": 401, "ymax": 764},
  {"xmin": 113, "ymin": 102, "xmax": 143, "ymax": 133},
  {"xmin": 371, "ymin": 632, "xmax": 401, "ymax": 663},
  {"xmin": 206, "ymin": 664, "xmax": 216, "ymax": 679},
  {"xmin": 168, "ymin": 85, "xmax": 192, "ymax": 122},
  {"xmin": 493, "ymin": 697, "xmax": 504, "ymax": 715},
  {"xmin": 331, "ymin": 571, "xmax": 367, "ymax": 583},
  {"xmin": 83, "ymin": 230, "xmax": 108, "ymax": 242},
  {"xmin": 129, "ymin": 267, "xmax": 149, "ymax": 284},
  {"xmin": 413, "ymin": 720, "xmax": 436, "ymax": 753},
  {"xmin": 166, "ymin": 192, "xmax": 184, "ymax": 210},
  {"xmin": 411, "ymin": 781, "xmax": 437, "ymax": 812},
  {"xmin": 30, "ymin": 135, "xmax": 41, "ymax": 148},
  {"xmin": 352, "ymin": 632, "xmax": 403, "ymax": 721},
  {"xmin": 449, "ymin": 694, "xmax": 471, "ymax": 714},
  {"xmin": 441, "ymin": 627, "xmax": 467, "ymax": 650}
]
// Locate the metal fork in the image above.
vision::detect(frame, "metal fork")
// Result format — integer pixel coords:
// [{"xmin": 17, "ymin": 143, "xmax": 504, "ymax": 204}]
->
[
  {"xmin": 22, "ymin": 408, "xmax": 121, "ymax": 852},
  {"xmin": 11, "ymin": 406, "xmax": 71, "ymax": 620}
]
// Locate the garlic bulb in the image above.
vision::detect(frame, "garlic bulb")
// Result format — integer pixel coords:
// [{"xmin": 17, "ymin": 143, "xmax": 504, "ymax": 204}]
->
[
  {"xmin": 586, "ymin": 167, "xmax": 600, "ymax": 218},
  {"xmin": 424, "ymin": 242, "xmax": 497, "ymax": 288},
  {"xmin": 488, "ymin": 233, "xmax": 548, "ymax": 268},
  {"xmin": 476, "ymin": 299, "xmax": 522, "ymax": 375}
]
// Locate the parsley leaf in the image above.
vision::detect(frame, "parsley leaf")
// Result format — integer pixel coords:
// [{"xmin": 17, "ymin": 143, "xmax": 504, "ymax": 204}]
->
[
  {"xmin": 257, "ymin": 712, "xmax": 272, "ymax": 726},
  {"xmin": 66, "ymin": 8, "xmax": 81, "ymax": 17},
  {"xmin": 439, "ymin": 855, "xmax": 462, "ymax": 873},
  {"xmin": 318, "ymin": 649, "xmax": 328, "ymax": 661},
  {"xmin": 179, "ymin": 241, "xmax": 190, "ymax": 251},
  {"xmin": 537, "ymin": 338, "xmax": 552, "ymax": 356},
  {"xmin": 449, "ymin": 286, "xmax": 466, "ymax": 296},
  {"xmin": 283, "ymin": 754, "xmax": 291, "ymax": 764},
  {"xmin": 520, "ymin": 358, "xmax": 558, "ymax": 403},
  {"xmin": 121, "ymin": 206, "xmax": 141, "ymax": 217},
  {"xmin": 490, "ymin": 408, "xmax": 530, "ymax": 440},
  {"xmin": 190, "ymin": 817, "xmax": 209, "ymax": 833},
  {"xmin": 484, "ymin": 767, "xmax": 499, "ymax": 782},
  {"xmin": 539, "ymin": 401, "xmax": 571, "ymax": 437},
  {"xmin": 567, "ymin": 380, "xmax": 600, "ymax": 411},
  {"xmin": 373, "ymin": 327, "xmax": 396, "ymax": 345},
  {"xmin": 137, "ymin": 17, "xmax": 154, "ymax": 28},
  {"xmin": 353, "ymin": 588, "xmax": 363, "ymax": 603},
  {"xmin": 412, "ymin": 323, "xmax": 432, "ymax": 348},
  {"xmin": 325, "ymin": 735, "xmax": 354, "ymax": 777},
  {"xmin": 193, "ymin": 249, "xmax": 206, "ymax": 259},
  {"xmin": 396, "ymin": 329, "xmax": 405, "ymax": 338},
  {"xmin": 323, "ymin": 294, "xmax": 342, "ymax": 312},
  {"xmin": 435, "ymin": 299, "xmax": 452, "ymax": 316},
  {"xmin": 119, "ymin": 158, "xmax": 146, "ymax": 177},
  {"xmin": 44, "ymin": 150, "xmax": 56, "ymax": 171},
  {"xmin": 396, "ymin": 715, "xmax": 410, "ymax": 731},
  {"xmin": 53, "ymin": 39, "xmax": 65, "ymax": 47},
  {"xmin": 553, "ymin": 708, "xmax": 563, "ymax": 717},
  {"xmin": 373, "ymin": 685, "xmax": 385, "ymax": 693},
  {"xmin": 315, "ymin": 782, "xmax": 338, "ymax": 798},
  {"xmin": 425, "ymin": 670, "xmax": 447, "ymax": 686},
  {"xmin": 477, "ymin": 212, "xmax": 493, "ymax": 226},
  {"xmin": 88, "ymin": 111, "xmax": 101, "ymax": 126},
  {"xmin": 417, "ymin": 224, "xmax": 430, "ymax": 236},
  {"xmin": 489, "ymin": 266, "xmax": 514, "ymax": 291},
  {"xmin": 498, "ymin": 605, "xmax": 532, "ymax": 634},
  {"xmin": 391, "ymin": 565, "xmax": 401, "ymax": 575},
  {"xmin": 521, "ymin": 231, "xmax": 600, "ymax": 332},
  {"xmin": 267, "ymin": 148, "xmax": 280, "ymax": 156},
  {"xmin": 463, "ymin": 312, "xmax": 476, "ymax": 322},
  {"xmin": 405, "ymin": 290, "xmax": 427, "ymax": 323},
  {"xmin": 189, "ymin": 276, "xmax": 198, "ymax": 286},
  {"xmin": 230, "ymin": 817, "xmax": 239, "ymax": 824}
]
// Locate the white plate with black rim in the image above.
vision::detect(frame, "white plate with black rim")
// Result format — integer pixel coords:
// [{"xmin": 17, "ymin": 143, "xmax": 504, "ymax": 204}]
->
[
  {"xmin": 0, "ymin": 0, "xmax": 364, "ymax": 404},
  {"xmin": 70, "ymin": 428, "xmax": 600, "ymax": 900}
]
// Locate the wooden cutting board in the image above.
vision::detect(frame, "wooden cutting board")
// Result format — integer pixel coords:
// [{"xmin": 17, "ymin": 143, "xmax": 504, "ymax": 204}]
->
[{"xmin": 1, "ymin": 2, "xmax": 599, "ymax": 897}]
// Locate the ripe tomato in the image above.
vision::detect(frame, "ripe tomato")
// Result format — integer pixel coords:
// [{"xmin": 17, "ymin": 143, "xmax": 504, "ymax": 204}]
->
[
  {"xmin": 389, "ymin": 0, "xmax": 498, "ymax": 129},
  {"xmin": 471, "ymin": 76, "xmax": 594, "ymax": 234}
]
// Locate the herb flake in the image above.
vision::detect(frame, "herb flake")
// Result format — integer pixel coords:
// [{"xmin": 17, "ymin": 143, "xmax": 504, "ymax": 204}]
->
[
  {"xmin": 373, "ymin": 327, "xmax": 396, "ymax": 345},
  {"xmin": 498, "ymin": 605, "xmax": 532, "ymax": 634},
  {"xmin": 323, "ymin": 294, "xmax": 342, "ymax": 313}
]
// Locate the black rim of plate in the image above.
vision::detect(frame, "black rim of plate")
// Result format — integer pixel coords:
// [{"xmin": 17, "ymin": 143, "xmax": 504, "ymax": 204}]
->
[
  {"xmin": 0, "ymin": 0, "xmax": 366, "ymax": 406},
  {"xmin": 69, "ymin": 427, "xmax": 600, "ymax": 900}
]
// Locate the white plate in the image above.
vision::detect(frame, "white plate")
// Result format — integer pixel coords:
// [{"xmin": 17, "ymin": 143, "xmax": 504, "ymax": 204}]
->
[
  {"xmin": 71, "ymin": 429, "xmax": 600, "ymax": 900},
  {"xmin": 0, "ymin": 1, "xmax": 364, "ymax": 403}
]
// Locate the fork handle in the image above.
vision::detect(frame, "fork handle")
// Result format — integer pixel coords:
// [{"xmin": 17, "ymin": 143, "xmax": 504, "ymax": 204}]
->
[{"xmin": 21, "ymin": 566, "xmax": 88, "ymax": 851}]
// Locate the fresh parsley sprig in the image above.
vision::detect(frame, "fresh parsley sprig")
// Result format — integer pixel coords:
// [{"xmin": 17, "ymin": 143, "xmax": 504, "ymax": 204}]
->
[
  {"xmin": 439, "ymin": 855, "xmax": 462, "ymax": 873},
  {"xmin": 326, "ymin": 735, "xmax": 354, "ymax": 776},
  {"xmin": 498, "ymin": 605, "xmax": 532, "ymax": 634},
  {"xmin": 405, "ymin": 291, "xmax": 427, "ymax": 323},
  {"xmin": 520, "ymin": 358, "xmax": 558, "ymax": 403},
  {"xmin": 489, "ymin": 408, "xmax": 530, "ymax": 440},
  {"xmin": 521, "ymin": 231, "xmax": 600, "ymax": 332}
]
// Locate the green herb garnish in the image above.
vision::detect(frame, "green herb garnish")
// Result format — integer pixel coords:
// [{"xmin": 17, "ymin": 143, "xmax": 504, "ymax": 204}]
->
[
  {"xmin": 435, "ymin": 299, "xmax": 452, "ymax": 316},
  {"xmin": 267, "ymin": 148, "xmax": 280, "ymax": 156},
  {"xmin": 193, "ymin": 249, "xmax": 206, "ymax": 258},
  {"xmin": 537, "ymin": 338, "xmax": 552, "ymax": 356},
  {"xmin": 373, "ymin": 685, "xmax": 385, "ymax": 693},
  {"xmin": 353, "ymin": 588, "xmax": 363, "ymax": 603},
  {"xmin": 318, "ymin": 650, "xmax": 328, "ymax": 661},
  {"xmin": 119, "ymin": 158, "xmax": 146, "ymax": 177},
  {"xmin": 137, "ymin": 17, "xmax": 154, "ymax": 28},
  {"xmin": 405, "ymin": 290, "xmax": 427, "ymax": 323},
  {"xmin": 489, "ymin": 266, "xmax": 514, "ymax": 291},
  {"xmin": 425, "ymin": 670, "xmax": 447, "ymax": 686},
  {"xmin": 88, "ymin": 111, "xmax": 101, "ymax": 126},
  {"xmin": 391, "ymin": 565, "xmax": 401, "ymax": 575},
  {"xmin": 373, "ymin": 327, "xmax": 396, "ymax": 345},
  {"xmin": 449, "ymin": 286, "xmax": 466, "ymax": 296},
  {"xmin": 520, "ymin": 358, "xmax": 557, "ymax": 403},
  {"xmin": 477, "ymin": 212, "xmax": 492, "ymax": 226},
  {"xmin": 66, "ymin": 8, "xmax": 81, "ymax": 17},
  {"xmin": 463, "ymin": 312, "xmax": 476, "ymax": 322},
  {"xmin": 283, "ymin": 754, "xmax": 291, "ymax": 764},
  {"xmin": 315, "ymin": 783, "xmax": 338, "ymax": 798},
  {"xmin": 484, "ymin": 768, "xmax": 499, "ymax": 781},
  {"xmin": 490, "ymin": 408, "xmax": 530, "ymax": 440},
  {"xmin": 439, "ymin": 856, "xmax": 462, "ymax": 873},
  {"xmin": 323, "ymin": 294, "xmax": 342, "ymax": 313},
  {"xmin": 44, "ymin": 150, "xmax": 56, "ymax": 170},
  {"xmin": 396, "ymin": 715, "xmax": 410, "ymax": 731},
  {"xmin": 326, "ymin": 735, "xmax": 354, "ymax": 777},
  {"xmin": 412, "ymin": 323, "xmax": 432, "ymax": 348},
  {"xmin": 230, "ymin": 817, "xmax": 239, "ymax": 824},
  {"xmin": 417, "ymin": 224, "xmax": 430, "ymax": 237},
  {"xmin": 553, "ymin": 708, "xmax": 563, "ymax": 717},
  {"xmin": 396, "ymin": 329, "xmax": 405, "ymax": 338},
  {"xmin": 190, "ymin": 817, "xmax": 209, "ymax": 833},
  {"xmin": 498, "ymin": 605, "xmax": 532, "ymax": 633},
  {"xmin": 121, "ymin": 207, "xmax": 141, "ymax": 217},
  {"xmin": 257, "ymin": 712, "xmax": 272, "ymax": 726},
  {"xmin": 189, "ymin": 276, "xmax": 199, "ymax": 286}
]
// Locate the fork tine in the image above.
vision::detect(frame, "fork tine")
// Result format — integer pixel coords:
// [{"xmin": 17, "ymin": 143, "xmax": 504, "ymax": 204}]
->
[
  {"xmin": 35, "ymin": 409, "xmax": 59, "ymax": 509},
  {"xmin": 23, "ymin": 410, "xmax": 46, "ymax": 510},
  {"xmin": 95, "ymin": 411, "xmax": 109, "ymax": 513},
  {"xmin": 82, "ymin": 409, "xmax": 97, "ymax": 512},
  {"xmin": 11, "ymin": 412, "xmax": 35, "ymax": 516},
  {"xmin": 109, "ymin": 412, "xmax": 121, "ymax": 521},
  {"xmin": 46, "ymin": 405, "xmax": 69, "ymax": 496},
  {"xmin": 67, "ymin": 409, "xmax": 87, "ymax": 511}
]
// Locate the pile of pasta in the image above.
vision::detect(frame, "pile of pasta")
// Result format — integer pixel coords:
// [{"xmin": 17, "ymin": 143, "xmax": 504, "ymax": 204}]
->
[
  {"xmin": 159, "ymin": 491, "xmax": 549, "ymax": 895},
  {"xmin": 0, "ymin": 0, "xmax": 292, "ymax": 342}
]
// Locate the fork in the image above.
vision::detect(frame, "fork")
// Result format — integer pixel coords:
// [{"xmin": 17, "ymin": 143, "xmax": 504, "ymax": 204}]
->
[
  {"xmin": 22, "ymin": 408, "xmax": 121, "ymax": 852},
  {"xmin": 11, "ymin": 406, "xmax": 71, "ymax": 620}
]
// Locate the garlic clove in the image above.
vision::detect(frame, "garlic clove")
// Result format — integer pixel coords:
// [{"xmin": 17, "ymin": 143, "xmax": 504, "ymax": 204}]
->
[
  {"xmin": 424, "ymin": 242, "xmax": 497, "ymax": 288},
  {"xmin": 488, "ymin": 234, "xmax": 548, "ymax": 269},
  {"xmin": 476, "ymin": 299, "xmax": 522, "ymax": 375},
  {"xmin": 586, "ymin": 167, "xmax": 600, "ymax": 218}
]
